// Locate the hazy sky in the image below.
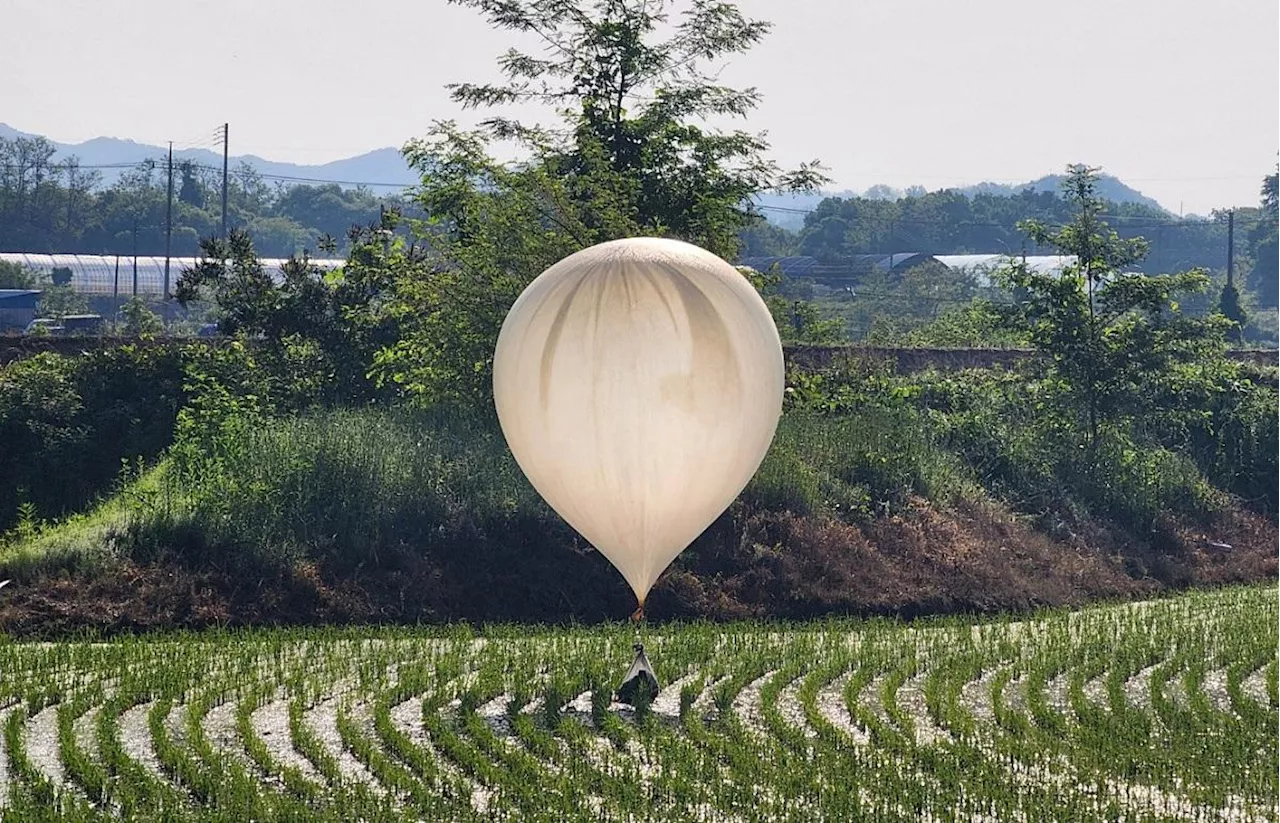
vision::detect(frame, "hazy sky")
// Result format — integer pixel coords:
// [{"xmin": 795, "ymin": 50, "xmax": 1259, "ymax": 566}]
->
[{"xmin": 4, "ymin": 0, "xmax": 1277, "ymax": 214}]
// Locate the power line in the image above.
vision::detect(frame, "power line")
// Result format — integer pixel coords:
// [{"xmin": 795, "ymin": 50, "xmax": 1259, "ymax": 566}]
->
[
  {"xmin": 0, "ymin": 160, "xmax": 416, "ymax": 190},
  {"xmin": 0, "ymin": 159, "xmax": 1266, "ymax": 230},
  {"xmin": 0, "ymin": 160, "xmax": 415, "ymax": 194}
]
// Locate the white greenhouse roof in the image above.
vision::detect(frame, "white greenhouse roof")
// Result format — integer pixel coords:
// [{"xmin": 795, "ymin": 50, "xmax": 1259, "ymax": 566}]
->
[
  {"xmin": 935, "ymin": 254, "xmax": 1075, "ymax": 275},
  {"xmin": 0, "ymin": 253, "xmax": 344, "ymax": 296}
]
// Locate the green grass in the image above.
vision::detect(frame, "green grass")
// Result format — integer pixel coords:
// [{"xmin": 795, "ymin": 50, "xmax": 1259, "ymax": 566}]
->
[
  {"xmin": 2, "ymin": 404, "xmax": 975, "ymax": 580},
  {"xmin": 0, "ymin": 584, "xmax": 1273, "ymax": 821}
]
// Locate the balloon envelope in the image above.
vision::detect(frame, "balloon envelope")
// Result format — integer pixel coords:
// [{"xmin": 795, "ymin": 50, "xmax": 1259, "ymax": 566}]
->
[{"xmin": 493, "ymin": 237, "xmax": 784, "ymax": 605}]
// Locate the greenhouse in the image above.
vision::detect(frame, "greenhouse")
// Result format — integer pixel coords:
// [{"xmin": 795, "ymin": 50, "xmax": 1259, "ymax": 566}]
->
[{"xmin": 0, "ymin": 253, "xmax": 344, "ymax": 296}]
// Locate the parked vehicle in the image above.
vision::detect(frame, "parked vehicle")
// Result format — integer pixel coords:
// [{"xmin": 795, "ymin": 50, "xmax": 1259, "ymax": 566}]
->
[
  {"xmin": 62, "ymin": 314, "xmax": 105, "ymax": 335},
  {"xmin": 23, "ymin": 318, "xmax": 65, "ymax": 336},
  {"xmin": 22, "ymin": 314, "xmax": 105, "ymax": 336}
]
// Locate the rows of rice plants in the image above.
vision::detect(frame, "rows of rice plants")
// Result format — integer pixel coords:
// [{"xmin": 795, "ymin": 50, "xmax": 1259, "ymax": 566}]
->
[{"xmin": 0, "ymin": 585, "xmax": 1274, "ymax": 822}]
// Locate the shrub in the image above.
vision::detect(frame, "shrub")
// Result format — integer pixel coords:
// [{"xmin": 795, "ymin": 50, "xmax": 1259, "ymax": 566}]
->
[
  {"xmin": 135, "ymin": 406, "xmax": 549, "ymax": 573},
  {"xmin": 0, "ymin": 341, "xmax": 297, "ymax": 531}
]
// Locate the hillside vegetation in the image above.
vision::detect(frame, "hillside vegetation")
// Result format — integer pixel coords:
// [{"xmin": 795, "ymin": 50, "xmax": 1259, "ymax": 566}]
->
[{"xmin": 0, "ymin": 1, "xmax": 1275, "ymax": 635}]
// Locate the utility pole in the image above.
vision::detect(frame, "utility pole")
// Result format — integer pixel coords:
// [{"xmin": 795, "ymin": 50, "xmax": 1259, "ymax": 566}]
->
[
  {"xmin": 165, "ymin": 141, "xmax": 174, "ymax": 299},
  {"xmin": 65, "ymin": 160, "xmax": 76, "ymax": 232},
  {"xmin": 220, "ymin": 122, "xmax": 229, "ymax": 240},
  {"xmin": 132, "ymin": 219, "xmax": 139, "ymax": 297},
  {"xmin": 113, "ymin": 255, "xmax": 120, "ymax": 300},
  {"xmin": 1226, "ymin": 209, "xmax": 1235, "ymax": 288}
]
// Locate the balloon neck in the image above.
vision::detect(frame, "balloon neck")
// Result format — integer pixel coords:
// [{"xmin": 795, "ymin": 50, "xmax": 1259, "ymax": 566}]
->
[{"xmin": 630, "ymin": 602, "xmax": 645, "ymax": 624}]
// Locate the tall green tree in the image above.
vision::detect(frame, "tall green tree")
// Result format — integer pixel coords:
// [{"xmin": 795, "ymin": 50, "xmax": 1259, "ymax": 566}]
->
[
  {"xmin": 1247, "ymin": 171, "xmax": 1278, "ymax": 307},
  {"xmin": 1217, "ymin": 281, "xmax": 1246, "ymax": 343},
  {"xmin": 1002, "ymin": 165, "xmax": 1229, "ymax": 456},
  {"xmin": 376, "ymin": 0, "xmax": 825, "ymax": 405},
  {"xmin": 1264, "ymin": 170, "xmax": 1278, "ymax": 212},
  {"xmin": 175, "ymin": 227, "xmax": 400, "ymax": 403},
  {"xmin": 178, "ymin": 160, "xmax": 206, "ymax": 208}
]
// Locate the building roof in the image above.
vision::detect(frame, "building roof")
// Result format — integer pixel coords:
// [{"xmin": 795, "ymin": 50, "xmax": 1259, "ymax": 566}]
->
[
  {"xmin": 0, "ymin": 289, "xmax": 42, "ymax": 303},
  {"xmin": 739, "ymin": 253, "xmax": 935, "ymax": 282},
  {"xmin": 934, "ymin": 254, "xmax": 1075, "ymax": 275}
]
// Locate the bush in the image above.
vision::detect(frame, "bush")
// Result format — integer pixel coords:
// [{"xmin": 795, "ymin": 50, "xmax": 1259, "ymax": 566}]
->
[
  {"xmin": 4, "ymin": 343, "xmax": 1273, "ymax": 587},
  {"xmin": 794, "ymin": 360, "xmax": 1275, "ymax": 536},
  {"xmin": 0, "ymin": 341, "xmax": 305, "ymax": 532},
  {"xmin": 119, "ymin": 296, "xmax": 164, "ymax": 337},
  {"xmin": 134, "ymin": 406, "xmax": 552, "ymax": 573},
  {"xmin": 0, "ymin": 260, "xmax": 41, "ymax": 289}
]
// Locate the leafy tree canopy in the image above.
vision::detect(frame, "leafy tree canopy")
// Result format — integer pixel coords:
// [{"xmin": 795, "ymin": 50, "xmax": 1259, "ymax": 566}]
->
[
  {"xmin": 1000, "ymin": 165, "xmax": 1231, "ymax": 454},
  {"xmin": 374, "ymin": 0, "xmax": 827, "ymax": 405}
]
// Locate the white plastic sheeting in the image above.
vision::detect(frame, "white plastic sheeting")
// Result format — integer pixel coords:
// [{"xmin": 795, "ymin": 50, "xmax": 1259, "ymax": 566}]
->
[
  {"xmin": 493, "ymin": 238, "xmax": 784, "ymax": 607},
  {"xmin": 0, "ymin": 253, "xmax": 343, "ymax": 295},
  {"xmin": 934, "ymin": 254, "xmax": 1076, "ymax": 285}
]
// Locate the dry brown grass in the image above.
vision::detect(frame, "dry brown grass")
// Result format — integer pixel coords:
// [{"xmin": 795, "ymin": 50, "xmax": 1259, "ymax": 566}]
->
[{"xmin": 0, "ymin": 496, "xmax": 1273, "ymax": 636}]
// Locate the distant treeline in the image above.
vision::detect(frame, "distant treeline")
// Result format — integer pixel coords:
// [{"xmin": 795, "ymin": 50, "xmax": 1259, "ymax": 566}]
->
[
  {"xmin": 745, "ymin": 176, "xmax": 1278, "ymax": 307},
  {"xmin": 3, "ymin": 133, "xmax": 1276, "ymax": 308},
  {"xmin": 0, "ymin": 135, "xmax": 409, "ymax": 258}
]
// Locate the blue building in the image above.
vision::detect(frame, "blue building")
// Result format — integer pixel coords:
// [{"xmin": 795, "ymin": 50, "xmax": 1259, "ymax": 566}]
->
[{"xmin": 0, "ymin": 290, "xmax": 41, "ymax": 334}]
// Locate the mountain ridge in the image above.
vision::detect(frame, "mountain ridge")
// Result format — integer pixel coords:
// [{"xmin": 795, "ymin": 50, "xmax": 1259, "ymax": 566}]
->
[
  {"xmin": 0, "ymin": 123, "xmax": 418, "ymax": 190},
  {"xmin": 2, "ymin": 123, "xmax": 1170, "ymax": 217}
]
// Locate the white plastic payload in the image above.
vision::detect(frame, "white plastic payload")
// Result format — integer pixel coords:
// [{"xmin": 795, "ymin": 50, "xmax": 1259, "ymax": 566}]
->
[{"xmin": 493, "ymin": 237, "xmax": 785, "ymax": 617}]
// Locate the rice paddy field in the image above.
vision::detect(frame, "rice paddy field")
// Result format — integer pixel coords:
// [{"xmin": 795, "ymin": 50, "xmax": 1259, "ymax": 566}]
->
[{"xmin": 0, "ymin": 585, "xmax": 1274, "ymax": 823}]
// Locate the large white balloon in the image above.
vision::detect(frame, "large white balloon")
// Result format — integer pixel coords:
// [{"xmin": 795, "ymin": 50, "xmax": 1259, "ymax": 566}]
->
[{"xmin": 493, "ymin": 237, "xmax": 784, "ymax": 607}]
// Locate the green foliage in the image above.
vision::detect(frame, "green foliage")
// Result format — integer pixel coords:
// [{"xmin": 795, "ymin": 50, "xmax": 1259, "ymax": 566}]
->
[
  {"xmin": 1000, "ymin": 165, "xmax": 1232, "ymax": 459},
  {"xmin": 4, "ymin": 351, "xmax": 1274, "ymax": 588},
  {"xmin": 1249, "ymin": 229, "xmax": 1280, "ymax": 309},
  {"xmin": 792, "ymin": 183, "xmax": 1251, "ymax": 278},
  {"xmin": 176, "ymin": 228, "xmax": 397, "ymax": 403},
  {"xmin": 783, "ymin": 354, "xmax": 1277, "ymax": 532},
  {"xmin": 1247, "ymin": 172, "xmax": 1278, "ymax": 308},
  {"xmin": 105, "ymin": 406, "xmax": 649, "ymax": 610},
  {"xmin": 0, "ymin": 341, "xmax": 313, "ymax": 533},
  {"xmin": 1218, "ymin": 283, "xmax": 1247, "ymax": 343},
  {"xmin": 144, "ymin": 406, "xmax": 549, "ymax": 573},
  {"xmin": 18, "ymin": 389, "xmax": 967, "ymax": 576},
  {"xmin": 837, "ymin": 261, "xmax": 984, "ymax": 341},
  {"xmin": 741, "ymin": 265, "xmax": 847, "ymax": 344},
  {"xmin": 368, "ymin": 0, "xmax": 825, "ymax": 404},
  {"xmin": 740, "ymin": 217, "xmax": 798, "ymax": 257},
  {"xmin": 168, "ymin": 371, "xmax": 268, "ymax": 488},
  {"xmin": 868, "ymin": 300, "xmax": 1027, "ymax": 348},
  {"xmin": 746, "ymin": 407, "xmax": 966, "ymax": 521},
  {"xmin": 1258, "ymin": 172, "xmax": 1278, "ymax": 225},
  {"xmin": 118, "ymin": 296, "xmax": 163, "ymax": 337},
  {"xmin": 0, "ymin": 134, "xmax": 403, "ymax": 258},
  {"xmin": 0, "ymin": 350, "xmax": 154, "ymax": 532},
  {"xmin": 0, "ymin": 260, "xmax": 42, "ymax": 289},
  {"xmin": 880, "ymin": 166, "xmax": 1259, "ymax": 535},
  {"xmin": 35, "ymin": 284, "xmax": 89, "ymax": 319}
]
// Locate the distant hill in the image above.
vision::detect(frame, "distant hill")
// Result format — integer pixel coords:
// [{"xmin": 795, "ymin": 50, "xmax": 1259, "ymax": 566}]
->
[
  {"xmin": 754, "ymin": 174, "xmax": 1168, "ymax": 230},
  {"xmin": 960, "ymin": 174, "xmax": 1166, "ymax": 211},
  {"xmin": 0, "ymin": 123, "xmax": 418, "ymax": 190},
  {"xmin": 3, "ymin": 123, "xmax": 1168, "ymax": 220}
]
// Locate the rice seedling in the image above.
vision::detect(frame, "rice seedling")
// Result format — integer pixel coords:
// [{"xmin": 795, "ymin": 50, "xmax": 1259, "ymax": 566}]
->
[{"xmin": 0, "ymin": 585, "xmax": 1272, "ymax": 822}]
